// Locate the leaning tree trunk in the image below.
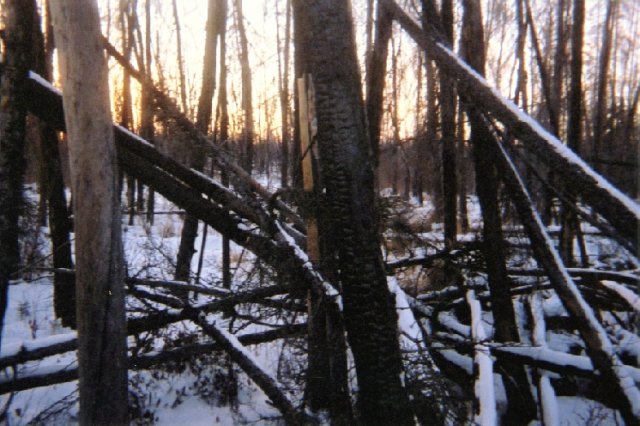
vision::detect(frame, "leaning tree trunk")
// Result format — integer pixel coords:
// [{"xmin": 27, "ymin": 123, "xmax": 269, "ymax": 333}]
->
[
  {"xmin": 0, "ymin": 0, "xmax": 35, "ymax": 346},
  {"xmin": 293, "ymin": 1, "xmax": 413, "ymax": 424},
  {"xmin": 50, "ymin": 2, "xmax": 129, "ymax": 424}
]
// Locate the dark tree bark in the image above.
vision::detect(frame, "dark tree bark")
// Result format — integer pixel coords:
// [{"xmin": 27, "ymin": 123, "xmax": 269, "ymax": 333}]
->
[
  {"xmin": 50, "ymin": 1, "xmax": 129, "ymax": 423},
  {"xmin": 175, "ymin": 0, "xmax": 222, "ymax": 283},
  {"xmin": 460, "ymin": 1, "xmax": 537, "ymax": 423},
  {"xmin": 276, "ymin": 0, "xmax": 292, "ymax": 188},
  {"xmin": 0, "ymin": 0, "xmax": 34, "ymax": 346},
  {"xmin": 367, "ymin": 1, "xmax": 393, "ymax": 168},
  {"xmin": 439, "ymin": 0, "xmax": 457, "ymax": 248},
  {"xmin": 293, "ymin": 1, "xmax": 413, "ymax": 424},
  {"xmin": 593, "ymin": 0, "xmax": 616, "ymax": 163},
  {"xmin": 234, "ymin": 0, "xmax": 255, "ymax": 174},
  {"xmin": 365, "ymin": 1, "xmax": 393, "ymax": 172},
  {"xmin": 32, "ymin": 0, "xmax": 75, "ymax": 328},
  {"xmin": 142, "ymin": 0, "xmax": 155, "ymax": 224},
  {"xmin": 217, "ymin": 0, "xmax": 232, "ymax": 291},
  {"xmin": 385, "ymin": 0, "xmax": 638, "ymax": 255},
  {"xmin": 559, "ymin": 0, "xmax": 586, "ymax": 266}
]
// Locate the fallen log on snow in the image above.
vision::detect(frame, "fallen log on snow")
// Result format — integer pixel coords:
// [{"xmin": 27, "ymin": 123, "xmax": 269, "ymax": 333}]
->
[{"xmin": 0, "ymin": 325, "xmax": 306, "ymax": 395}]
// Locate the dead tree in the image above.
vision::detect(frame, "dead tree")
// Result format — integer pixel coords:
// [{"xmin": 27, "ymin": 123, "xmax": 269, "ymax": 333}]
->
[
  {"xmin": 459, "ymin": 0, "xmax": 537, "ymax": 422},
  {"xmin": 175, "ymin": 0, "xmax": 222, "ymax": 283},
  {"xmin": 293, "ymin": 1, "xmax": 413, "ymax": 423},
  {"xmin": 234, "ymin": 0, "xmax": 255, "ymax": 174},
  {"xmin": 50, "ymin": 1, "xmax": 129, "ymax": 423},
  {"xmin": 0, "ymin": 0, "xmax": 35, "ymax": 347},
  {"xmin": 29, "ymin": 0, "xmax": 75, "ymax": 328},
  {"xmin": 439, "ymin": 0, "xmax": 457, "ymax": 249}
]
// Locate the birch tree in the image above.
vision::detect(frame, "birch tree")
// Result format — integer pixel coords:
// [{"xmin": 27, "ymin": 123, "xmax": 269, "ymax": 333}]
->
[{"xmin": 50, "ymin": 2, "xmax": 128, "ymax": 423}]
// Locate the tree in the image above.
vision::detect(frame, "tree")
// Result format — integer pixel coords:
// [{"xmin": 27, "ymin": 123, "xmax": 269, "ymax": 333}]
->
[
  {"xmin": 32, "ymin": 0, "xmax": 75, "ymax": 328},
  {"xmin": 175, "ymin": 0, "xmax": 223, "ymax": 283},
  {"xmin": 50, "ymin": 1, "xmax": 129, "ymax": 423},
  {"xmin": 440, "ymin": 0, "xmax": 457, "ymax": 249},
  {"xmin": 459, "ymin": 0, "xmax": 536, "ymax": 422},
  {"xmin": 0, "ymin": 0, "xmax": 35, "ymax": 346},
  {"xmin": 293, "ymin": 1, "xmax": 413, "ymax": 423},
  {"xmin": 235, "ymin": 0, "xmax": 255, "ymax": 174},
  {"xmin": 559, "ymin": 0, "xmax": 586, "ymax": 266}
]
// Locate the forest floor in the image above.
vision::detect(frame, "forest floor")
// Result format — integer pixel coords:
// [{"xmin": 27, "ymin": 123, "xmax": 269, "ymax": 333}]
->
[{"xmin": 0, "ymin": 182, "xmax": 636, "ymax": 425}]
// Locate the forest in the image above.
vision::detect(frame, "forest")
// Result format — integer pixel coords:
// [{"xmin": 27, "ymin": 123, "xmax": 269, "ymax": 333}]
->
[{"xmin": 0, "ymin": 0, "xmax": 639, "ymax": 424}]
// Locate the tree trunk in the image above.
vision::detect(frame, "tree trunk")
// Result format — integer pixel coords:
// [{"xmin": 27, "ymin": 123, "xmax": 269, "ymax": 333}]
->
[
  {"xmin": 365, "ymin": 0, "xmax": 393, "ymax": 173},
  {"xmin": 460, "ymin": 1, "xmax": 537, "ymax": 423},
  {"xmin": 559, "ymin": 0, "xmax": 586, "ymax": 266},
  {"xmin": 440, "ymin": 0, "xmax": 457, "ymax": 248},
  {"xmin": 32, "ymin": 0, "xmax": 75, "ymax": 328},
  {"xmin": 593, "ymin": 0, "xmax": 616, "ymax": 164},
  {"xmin": 172, "ymin": 0, "xmax": 188, "ymax": 114},
  {"xmin": 276, "ymin": 0, "xmax": 292, "ymax": 188},
  {"xmin": 175, "ymin": 0, "xmax": 221, "ymax": 283},
  {"xmin": 0, "ymin": 0, "xmax": 34, "ymax": 346},
  {"xmin": 234, "ymin": 0, "xmax": 254, "ymax": 174},
  {"xmin": 293, "ymin": 1, "xmax": 413, "ymax": 423},
  {"xmin": 142, "ymin": 0, "xmax": 155, "ymax": 224},
  {"xmin": 50, "ymin": 1, "xmax": 128, "ymax": 423}
]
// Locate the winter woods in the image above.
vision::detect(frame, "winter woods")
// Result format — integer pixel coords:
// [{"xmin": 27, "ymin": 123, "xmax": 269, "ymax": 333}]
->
[{"xmin": 0, "ymin": 0, "xmax": 639, "ymax": 424}]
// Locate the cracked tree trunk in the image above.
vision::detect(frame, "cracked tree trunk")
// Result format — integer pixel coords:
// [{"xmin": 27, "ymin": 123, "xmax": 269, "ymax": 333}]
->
[
  {"xmin": 293, "ymin": 1, "xmax": 413, "ymax": 423},
  {"xmin": 50, "ymin": 1, "xmax": 128, "ymax": 423}
]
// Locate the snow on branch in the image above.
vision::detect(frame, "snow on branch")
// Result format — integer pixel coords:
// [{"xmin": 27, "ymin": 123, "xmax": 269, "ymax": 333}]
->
[
  {"xmin": 185, "ymin": 310, "xmax": 309, "ymax": 424},
  {"xmin": 466, "ymin": 289, "xmax": 497, "ymax": 426}
]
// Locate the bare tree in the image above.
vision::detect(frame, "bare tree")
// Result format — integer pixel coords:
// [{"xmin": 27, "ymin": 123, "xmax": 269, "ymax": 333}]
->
[
  {"xmin": 460, "ymin": 0, "xmax": 536, "ymax": 422},
  {"xmin": 33, "ymin": 0, "xmax": 75, "ymax": 328},
  {"xmin": 440, "ymin": 0, "xmax": 457, "ymax": 248},
  {"xmin": 50, "ymin": 1, "xmax": 128, "ymax": 423},
  {"xmin": 235, "ymin": 0, "xmax": 255, "ymax": 174},
  {"xmin": 276, "ymin": 0, "xmax": 292, "ymax": 188},
  {"xmin": 175, "ymin": 0, "xmax": 223, "ymax": 283},
  {"xmin": 293, "ymin": 1, "xmax": 413, "ymax": 423},
  {"xmin": 0, "ymin": 0, "xmax": 35, "ymax": 346}
]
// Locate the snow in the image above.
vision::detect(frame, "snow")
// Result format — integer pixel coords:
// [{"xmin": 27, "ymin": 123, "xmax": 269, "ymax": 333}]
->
[
  {"xmin": 114, "ymin": 124, "xmax": 156, "ymax": 148},
  {"xmin": 466, "ymin": 290, "xmax": 497, "ymax": 426},
  {"xmin": 0, "ymin": 332, "xmax": 76, "ymax": 359},
  {"xmin": 28, "ymin": 71, "xmax": 62, "ymax": 95},
  {"xmin": 388, "ymin": 278, "xmax": 422, "ymax": 347},
  {"xmin": 600, "ymin": 280, "xmax": 640, "ymax": 313},
  {"xmin": 274, "ymin": 221, "xmax": 342, "ymax": 307}
]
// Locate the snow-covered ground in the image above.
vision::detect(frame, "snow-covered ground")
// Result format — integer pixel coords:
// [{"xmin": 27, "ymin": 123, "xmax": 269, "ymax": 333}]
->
[{"xmin": 1, "ymin": 184, "xmax": 637, "ymax": 424}]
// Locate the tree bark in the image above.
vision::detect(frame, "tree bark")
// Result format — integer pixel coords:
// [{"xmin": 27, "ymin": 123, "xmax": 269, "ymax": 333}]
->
[
  {"xmin": 559, "ymin": 0, "xmax": 586, "ymax": 266},
  {"xmin": 439, "ymin": 0, "xmax": 457, "ymax": 248},
  {"xmin": 50, "ymin": 1, "xmax": 129, "ymax": 423},
  {"xmin": 460, "ymin": 1, "xmax": 536, "ymax": 423},
  {"xmin": 31, "ymin": 1, "xmax": 75, "ymax": 328},
  {"xmin": 0, "ymin": 0, "xmax": 35, "ymax": 346},
  {"xmin": 293, "ymin": 1, "xmax": 413, "ymax": 423},
  {"xmin": 175, "ymin": 0, "xmax": 222, "ymax": 283},
  {"xmin": 234, "ymin": 0, "xmax": 255, "ymax": 174}
]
